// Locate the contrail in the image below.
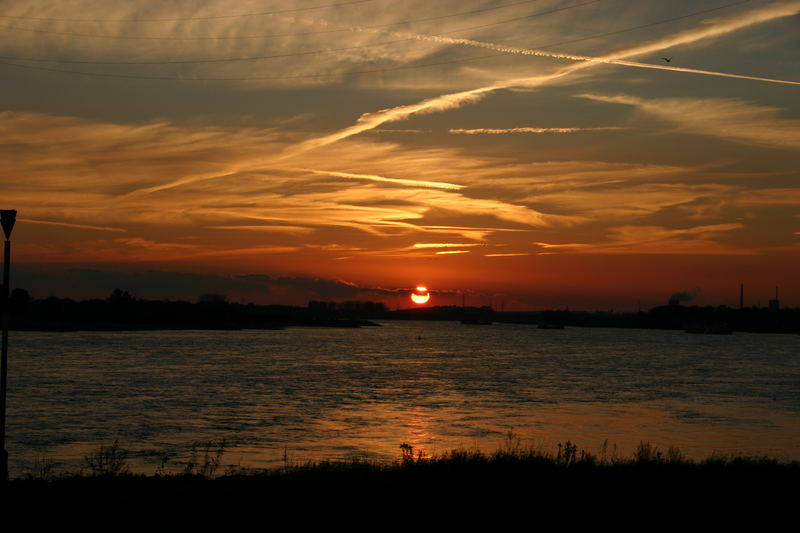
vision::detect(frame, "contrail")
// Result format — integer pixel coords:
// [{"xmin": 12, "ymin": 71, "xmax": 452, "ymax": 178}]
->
[
  {"xmin": 284, "ymin": 1, "xmax": 800, "ymax": 157},
  {"xmin": 449, "ymin": 127, "xmax": 623, "ymax": 134},
  {"xmin": 597, "ymin": 58, "xmax": 799, "ymax": 86},
  {"xmin": 407, "ymin": 33, "xmax": 800, "ymax": 86},
  {"xmin": 414, "ymin": 0, "xmax": 800, "ymax": 66},
  {"xmin": 281, "ymin": 85, "xmax": 500, "ymax": 158}
]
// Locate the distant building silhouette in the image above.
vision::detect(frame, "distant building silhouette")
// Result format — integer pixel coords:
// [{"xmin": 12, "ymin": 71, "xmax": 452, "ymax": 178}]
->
[{"xmin": 768, "ymin": 286, "xmax": 780, "ymax": 311}]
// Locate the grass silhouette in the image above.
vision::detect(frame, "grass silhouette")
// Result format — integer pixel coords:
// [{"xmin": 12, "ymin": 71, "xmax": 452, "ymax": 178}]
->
[
  {"xmin": 5, "ymin": 437, "xmax": 798, "ymax": 530},
  {"xmin": 82, "ymin": 438, "xmax": 129, "ymax": 477}
]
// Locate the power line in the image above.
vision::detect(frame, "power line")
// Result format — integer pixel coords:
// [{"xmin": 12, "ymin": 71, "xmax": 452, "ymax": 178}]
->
[
  {"xmin": 0, "ymin": 54, "xmax": 507, "ymax": 81},
  {"xmin": 0, "ymin": 37, "xmax": 420, "ymax": 65},
  {"xmin": 0, "ymin": 1, "xmax": 602, "ymax": 66},
  {"xmin": 0, "ymin": 0, "xmax": 765, "ymax": 82},
  {"xmin": 0, "ymin": 0, "xmax": 379, "ymax": 23},
  {"xmin": 0, "ymin": 0, "xmax": 552, "ymax": 41}
]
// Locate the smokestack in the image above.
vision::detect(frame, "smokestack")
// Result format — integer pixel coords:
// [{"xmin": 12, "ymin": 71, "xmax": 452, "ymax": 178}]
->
[
  {"xmin": 740, "ymin": 283, "xmax": 743, "ymax": 310},
  {"xmin": 768, "ymin": 286, "xmax": 780, "ymax": 311}
]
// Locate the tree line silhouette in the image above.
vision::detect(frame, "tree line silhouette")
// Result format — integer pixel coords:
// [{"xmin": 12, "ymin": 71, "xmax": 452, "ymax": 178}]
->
[
  {"xmin": 4, "ymin": 288, "xmax": 799, "ymax": 333},
  {"xmin": 5, "ymin": 289, "xmax": 385, "ymax": 330}
]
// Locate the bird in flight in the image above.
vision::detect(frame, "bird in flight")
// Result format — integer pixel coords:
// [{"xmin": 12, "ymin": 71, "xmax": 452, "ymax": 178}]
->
[{"xmin": 661, "ymin": 57, "xmax": 672, "ymax": 62}]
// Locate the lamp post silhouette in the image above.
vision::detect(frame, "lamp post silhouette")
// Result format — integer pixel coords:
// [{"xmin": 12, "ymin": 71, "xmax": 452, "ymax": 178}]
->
[{"xmin": 1, "ymin": 209, "xmax": 16, "ymax": 481}]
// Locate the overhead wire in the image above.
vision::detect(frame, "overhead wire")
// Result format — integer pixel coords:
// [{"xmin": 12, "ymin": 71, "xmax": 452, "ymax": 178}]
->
[
  {"xmin": 0, "ymin": 1, "xmax": 605, "ymax": 66},
  {"xmin": 0, "ymin": 0, "xmax": 380, "ymax": 22},
  {"xmin": 0, "ymin": 0, "xmax": 552, "ymax": 41},
  {"xmin": 0, "ymin": 53, "xmax": 505, "ymax": 81},
  {"xmin": 0, "ymin": 0, "xmax": 776, "ymax": 83}
]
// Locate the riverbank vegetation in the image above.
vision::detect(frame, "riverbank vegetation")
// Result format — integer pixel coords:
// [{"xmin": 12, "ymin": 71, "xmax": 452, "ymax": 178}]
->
[
  {"xmin": 4, "ymin": 438, "xmax": 798, "ymax": 529},
  {"xmin": 7, "ymin": 288, "xmax": 383, "ymax": 330}
]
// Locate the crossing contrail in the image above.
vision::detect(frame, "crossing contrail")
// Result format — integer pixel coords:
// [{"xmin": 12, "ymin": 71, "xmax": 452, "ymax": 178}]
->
[
  {"xmin": 284, "ymin": 1, "xmax": 799, "ymax": 157},
  {"xmin": 402, "ymin": 33, "xmax": 800, "ymax": 86},
  {"xmin": 129, "ymin": 1, "xmax": 799, "ymax": 195}
]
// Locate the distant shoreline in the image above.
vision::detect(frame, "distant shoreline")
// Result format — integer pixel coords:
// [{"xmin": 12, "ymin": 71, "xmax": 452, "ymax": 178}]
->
[
  {"xmin": 9, "ymin": 316, "xmax": 798, "ymax": 334},
  {"xmin": 10, "ymin": 318, "xmax": 381, "ymax": 332},
  {"xmin": 6, "ymin": 289, "xmax": 799, "ymax": 334}
]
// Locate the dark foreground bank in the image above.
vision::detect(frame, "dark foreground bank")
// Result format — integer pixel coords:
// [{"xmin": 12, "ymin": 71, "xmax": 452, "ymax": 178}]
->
[{"xmin": 3, "ymin": 445, "xmax": 799, "ymax": 531}]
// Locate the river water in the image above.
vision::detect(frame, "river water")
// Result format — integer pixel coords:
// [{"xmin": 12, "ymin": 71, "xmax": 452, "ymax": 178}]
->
[{"xmin": 6, "ymin": 321, "xmax": 800, "ymax": 476}]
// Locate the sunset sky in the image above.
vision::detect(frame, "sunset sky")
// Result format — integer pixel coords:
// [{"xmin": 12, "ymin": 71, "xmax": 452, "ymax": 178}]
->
[{"xmin": 1, "ymin": 0, "xmax": 798, "ymax": 309}]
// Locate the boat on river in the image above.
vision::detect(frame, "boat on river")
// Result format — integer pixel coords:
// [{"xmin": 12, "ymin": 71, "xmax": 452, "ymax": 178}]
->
[
  {"xmin": 684, "ymin": 322, "xmax": 733, "ymax": 334},
  {"xmin": 537, "ymin": 322, "xmax": 565, "ymax": 329}
]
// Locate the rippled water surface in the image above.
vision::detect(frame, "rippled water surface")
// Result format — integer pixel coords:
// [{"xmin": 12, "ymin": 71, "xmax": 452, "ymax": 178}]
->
[{"xmin": 7, "ymin": 322, "xmax": 800, "ymax": 476}]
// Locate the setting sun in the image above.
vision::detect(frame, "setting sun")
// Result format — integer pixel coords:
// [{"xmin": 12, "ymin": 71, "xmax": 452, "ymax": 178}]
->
[{"xmin": 410, "ymin": 286, "xmax": 430, "ymax": 305}]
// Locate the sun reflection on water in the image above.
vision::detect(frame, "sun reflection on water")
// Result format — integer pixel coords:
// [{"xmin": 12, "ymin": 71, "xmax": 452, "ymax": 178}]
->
[{"xmin": 402, "ymin": 405, "xmax": 435, "ymax": 457}]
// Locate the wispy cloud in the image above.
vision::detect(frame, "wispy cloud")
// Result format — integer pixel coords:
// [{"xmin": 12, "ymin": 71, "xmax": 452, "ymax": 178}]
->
[
  {"xmin": 3, "ymin": 91, "xmax": 795, "ymax": 267},
  {"xmin": 19, "ymin": 218, "xmax": 126, "ymax": 233},
  {"xmin": 535, "ymin": 223, "xmax": 747, "ymax": 255},
  {"xmin": 528, "ymin": 183, "xmax": 739, "ymax": 219},
  {"xmin": 415, "ymin": 225, "xmax": 524, "ymax": 241},
  {"xmin": 599, "ymin": 223, "xmax": 748, "ymax": 254},
  {"xmin": 298, "ymin": 168, "xmax": 463, "ymax": 190},
  {"xmin": 0, "ymin": 110, "xmax": 289, "ymax": 199},
  {"xmin": 4, "ymin": 110, "xmax": 578, "ymax": 260},
  {"xmin": 733, "ymin": 188, "xmax": 800, "ymax": 206},
  {"xmin": 579, "ymin": 94, "xmax": 800, "ymax": 149},
  {"xmin": 113, "ymin": 237, "xmax": 200, "ymax": 252},
  {"xmin": 207, "ymin": 186, "xmax": 558, "ymax": 232},
  {"xmin": 206, "ymin": 225, "xmax": 315, "ymax": 235}
]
